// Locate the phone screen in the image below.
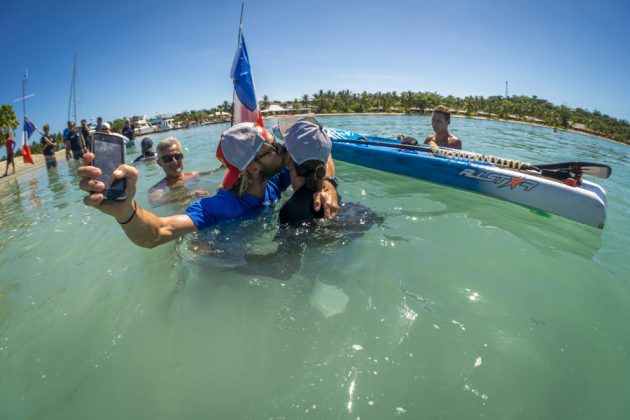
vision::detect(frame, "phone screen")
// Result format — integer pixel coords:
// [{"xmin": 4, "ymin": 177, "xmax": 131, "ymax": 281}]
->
[{"xmin": 92, "ymin": 133, "xmax": 126, "ymax": 200}]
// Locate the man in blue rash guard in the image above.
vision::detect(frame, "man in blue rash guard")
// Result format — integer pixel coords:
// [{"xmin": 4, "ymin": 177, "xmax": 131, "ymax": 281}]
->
[{"xmin": 77, "ymin": 122, "xmax": 339, "ymax": 248}]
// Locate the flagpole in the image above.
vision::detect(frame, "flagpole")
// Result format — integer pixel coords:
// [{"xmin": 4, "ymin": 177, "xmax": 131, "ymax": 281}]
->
[
  {"xmin": 231, "ymin": 2, "xmax": 245, "ymax": 126},
  {"xmin": 22, "ymin": 68, "xmax": 27, "ymax": 118}
]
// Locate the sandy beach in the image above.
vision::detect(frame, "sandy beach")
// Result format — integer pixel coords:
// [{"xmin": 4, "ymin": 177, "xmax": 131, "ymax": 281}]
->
[{"xmin": 0, "ymin": 149, "xmax": 68, "ymax": 187}]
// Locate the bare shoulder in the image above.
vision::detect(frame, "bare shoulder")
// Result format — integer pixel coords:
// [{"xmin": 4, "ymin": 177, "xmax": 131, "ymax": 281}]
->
[
  {"xmin": 424, "ymin": 134, "xmax": 436, "ymax": 144},
  {"xmin": 184, "ymin": 171, "xmax": 200, "ymax": 180},
  {"xmin": 149, "ymin": 178, "xmax": 168, "ymax": 193},
  {"xmin": 448, "ymin": 135, "xmax": 462, "ymax": 149}
]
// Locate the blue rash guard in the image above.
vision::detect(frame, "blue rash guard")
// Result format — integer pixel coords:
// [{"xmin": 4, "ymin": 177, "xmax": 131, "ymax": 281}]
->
[{"xmin": 185, "ymin": 167, "xmax": 291, "ymax": 231}]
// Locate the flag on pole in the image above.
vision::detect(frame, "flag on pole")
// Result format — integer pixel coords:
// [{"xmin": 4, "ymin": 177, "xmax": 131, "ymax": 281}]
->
[
  {"xmin": 230, "ymin": 24, "xmax": 265, "ymax": 129},
  {"xmin": 21, "ymin": 116, "xmax": 35, "ymax": 164}
]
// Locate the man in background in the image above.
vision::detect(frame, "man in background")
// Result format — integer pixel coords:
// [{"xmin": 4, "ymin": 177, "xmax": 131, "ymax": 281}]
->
[
  {"xmin": 40, "ymin": 124, "xmax": 57, "ymax": 169},
  {"xmin": 424, "ymin": 105, "xmax": 462, "ymax": 149},
  {"xmin": 122, "ymin": 119, "xmax": 135, "ymax": 148},
  {"xmin": 80, "ymin": 119, "xmax": 91, "ymax": 152},
  {"xmin": 133, "ymin": 137, "xmax": 157, "ymax": 163},
  {"xmin": 62, "ymin": 121, "xmax": 74, "ymax": 160}
]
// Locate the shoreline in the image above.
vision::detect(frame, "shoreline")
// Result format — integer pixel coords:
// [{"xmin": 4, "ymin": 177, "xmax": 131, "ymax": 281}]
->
[
  {"xmin": 1, "ymin": 112, "xmax": 623, "ymax": 187},
  {"xmin": 266, "ymin": 112, "xmax": 623, "ymax": 144},
  {"xmin": 0, "ymin": 149, "xmax": 68, "ymax": 187}
]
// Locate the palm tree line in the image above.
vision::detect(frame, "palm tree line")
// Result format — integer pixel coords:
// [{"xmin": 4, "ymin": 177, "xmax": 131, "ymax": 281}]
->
[{"xmin": 268, "ymin": 90, "xmax": 629, "ymax": 145}]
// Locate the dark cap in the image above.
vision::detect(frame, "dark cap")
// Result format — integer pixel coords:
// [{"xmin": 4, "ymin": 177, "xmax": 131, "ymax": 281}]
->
[{"xmin": 141, "ymin": 137, "xmax": 153, "ymax": 149}]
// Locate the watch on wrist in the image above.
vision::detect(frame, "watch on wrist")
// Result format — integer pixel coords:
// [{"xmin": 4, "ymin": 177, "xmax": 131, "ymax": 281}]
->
[{"xmin": 324, "ymin": 176, "xmax": 339, "ymax": 188}]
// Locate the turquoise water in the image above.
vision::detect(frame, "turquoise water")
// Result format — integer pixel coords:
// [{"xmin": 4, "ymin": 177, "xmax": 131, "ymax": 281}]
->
[{"xmin": 1, "ymin": 115, "xmax": 629, "ymax": 419}]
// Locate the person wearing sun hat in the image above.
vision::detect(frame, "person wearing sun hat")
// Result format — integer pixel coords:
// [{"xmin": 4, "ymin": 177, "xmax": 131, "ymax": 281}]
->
[{"xmin": 76, "ymin": 121, "xmax": 340, "ymax": 248}]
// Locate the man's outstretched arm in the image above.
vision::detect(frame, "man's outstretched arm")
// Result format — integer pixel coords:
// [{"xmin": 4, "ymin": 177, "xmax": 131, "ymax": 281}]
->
[{"xmin": 78, "ymin": 153, "xmax": 197, "ymax": 248}]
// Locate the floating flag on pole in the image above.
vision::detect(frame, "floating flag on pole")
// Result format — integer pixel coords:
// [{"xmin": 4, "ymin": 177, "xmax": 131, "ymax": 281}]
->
[
  {"xmin": 21, "ymin": 116, "xmax": 35, "ymax": 164},
  {"xmin": 230, "ymin": 23, "xmax": 265, "ymax": 129}
]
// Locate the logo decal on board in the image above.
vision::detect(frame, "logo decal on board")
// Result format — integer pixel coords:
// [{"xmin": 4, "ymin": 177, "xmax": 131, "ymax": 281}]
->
[{"xmin": 459, "ymin": 169, "xmax": 539, "ymax": 191}]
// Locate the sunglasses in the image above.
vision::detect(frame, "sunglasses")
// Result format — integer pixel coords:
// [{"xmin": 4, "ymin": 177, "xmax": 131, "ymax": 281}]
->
[
  {"xmin": 161, "ymin": 153, "xmax": 184, "ymax": 163},
  {"xmin": 254, "ymin": 140, "xmax": 279, "ymax": 161}
]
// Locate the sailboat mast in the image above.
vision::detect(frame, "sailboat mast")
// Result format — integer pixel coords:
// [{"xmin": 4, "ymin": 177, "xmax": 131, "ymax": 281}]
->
[
  {"xmin": 73, "ymin": 54, "xmax": 77, "ymax": 123},
  {"xmin": 67, "ymin": 54, "xmax": 77, "ymax": 123}
]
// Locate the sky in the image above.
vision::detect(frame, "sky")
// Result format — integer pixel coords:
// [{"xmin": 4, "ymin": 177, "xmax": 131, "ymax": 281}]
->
[{"xmin": 1, "ymin": 0, "xmax": 629, "ymax": 135}]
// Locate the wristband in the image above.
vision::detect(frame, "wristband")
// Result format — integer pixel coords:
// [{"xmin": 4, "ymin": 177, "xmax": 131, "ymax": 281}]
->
[
  {"xmin": 118, "ymin": 201, "xmax": 137, "ymax": 225},
  {"xmin": 324, "ymin": 176, "xmax": 339, "ymax": 188}
]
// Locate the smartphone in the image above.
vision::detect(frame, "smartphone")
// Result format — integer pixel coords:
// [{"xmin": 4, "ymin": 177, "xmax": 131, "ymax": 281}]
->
[{"xmin": 91, "ymin": 132, "xmax": 127, "ymax": 201}]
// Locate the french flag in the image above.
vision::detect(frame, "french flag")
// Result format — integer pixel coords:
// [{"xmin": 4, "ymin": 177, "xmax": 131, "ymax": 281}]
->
[
  {"xmin": 230, "ymin": 24, "xmax": 265, "ymax": 129},
  {"xmin": 21, "ymin": 116, "xmax": 36, "ymax": 164}
]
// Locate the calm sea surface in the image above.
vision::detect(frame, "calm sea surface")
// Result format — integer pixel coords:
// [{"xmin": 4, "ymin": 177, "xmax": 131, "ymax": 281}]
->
[{"xmin": 1, "ymin": 115, "xmax": 629, "ymax": 419}]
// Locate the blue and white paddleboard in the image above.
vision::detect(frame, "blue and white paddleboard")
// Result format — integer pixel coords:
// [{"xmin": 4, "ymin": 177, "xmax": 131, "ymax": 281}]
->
[{"xmin": 317, "ymin": 127, "xmax": 607, "ymax": 229}]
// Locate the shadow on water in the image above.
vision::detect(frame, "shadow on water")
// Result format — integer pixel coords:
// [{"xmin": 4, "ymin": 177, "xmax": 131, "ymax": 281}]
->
[
  {"xmin": 339, "ymin": 162, "xmax": 603, "ymax": 260},
  {"xmin": 175, "ymin": 202, "xmax": 384, "ymax": 281},
  {"xmin": 234, "ymin": 202, "xmax": 385, "ymax": 280},
  {"xmin": 411, "ymin": 182, "xmax": 603, "ymax": 259}
]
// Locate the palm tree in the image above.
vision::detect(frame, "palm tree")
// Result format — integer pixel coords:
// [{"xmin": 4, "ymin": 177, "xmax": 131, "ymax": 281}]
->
[
  {"xmin": 301, "ymin": 94, "xmax": 310, "ymax": 107},
  {"xmin": 260, "ymin": 95, "xmax": 271, "ymax": 110}
]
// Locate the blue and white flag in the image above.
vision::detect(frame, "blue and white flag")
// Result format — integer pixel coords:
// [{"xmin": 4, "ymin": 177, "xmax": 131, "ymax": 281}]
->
[{"xmin": 230, "ymin": 24, "xmax": 264, "ymax": 128}]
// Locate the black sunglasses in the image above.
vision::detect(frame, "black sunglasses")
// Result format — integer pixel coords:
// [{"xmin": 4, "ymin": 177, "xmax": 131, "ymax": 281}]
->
[
  {"xmin": 254, "ymin": 140, "xmax": 279, "ymax": 161},
  {"xmin": 161, "ymin": 153, "xmax": 184, "ymax": 163}
]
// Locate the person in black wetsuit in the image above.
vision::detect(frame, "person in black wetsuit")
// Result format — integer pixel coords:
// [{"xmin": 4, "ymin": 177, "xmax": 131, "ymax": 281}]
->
[{"xmin": 279, "ymin": 119, "xmax": 338, "ymax": 227}]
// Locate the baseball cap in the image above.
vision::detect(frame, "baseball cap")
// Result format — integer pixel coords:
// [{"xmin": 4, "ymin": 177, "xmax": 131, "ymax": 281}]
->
[
  {"xmin": 141, "ymin": 137, "xmax": 153, "ymax": 149},
  {"xmin": 101, "ymin": 122, "xmax": 111, "ymax": 130},
  {"xmin": 216, "ymin": 122, "xmax": 266, "ymax": 189},
  {"xmin": 284, "ymin": 120, "xmax": 331, "ymax": 165}
]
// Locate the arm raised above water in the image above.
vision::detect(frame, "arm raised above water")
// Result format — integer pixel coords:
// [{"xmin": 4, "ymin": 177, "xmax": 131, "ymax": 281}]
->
[{"xmin": 78, "ymin": 153, "xmax": 197, "ymax": 248}]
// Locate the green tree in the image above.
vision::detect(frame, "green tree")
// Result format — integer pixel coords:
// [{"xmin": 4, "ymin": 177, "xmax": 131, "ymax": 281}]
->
[
  {"xmin": 0, "ymin": 104, "xmax": 19, "ymax": 146},
  {"xmin": 260, "ymin": 95, "xmax": 271, "ymax": 110}
]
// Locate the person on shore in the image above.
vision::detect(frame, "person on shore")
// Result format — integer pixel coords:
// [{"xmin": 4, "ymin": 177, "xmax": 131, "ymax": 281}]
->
[
  {"xmin": 424, "ymin": 105, "xmax": 462, "ymax": 150},
  {"xmin": 40, "ymin": 124, "xmax": 57, "ymax": 169},
  {"xmin": 3, "ymin": 133, "xmax": 16, "ymax": 177},
  {"xmin": 132, "ymin": 137, "xmax": 157, "ymax": 163},
  {"xmin": 80, "ymin": 119, "xmax": 91, "ymax": 152},
  {"xmin": 122, "ymin": 119, "xmax": 135, "ymax": 148},
  {"xmin": 147, "ymin": 137, "xmax": 210, "ymax": 205},
  {"xmin": 77, "ymin": 122, "xmax": 339, "ymax": 249}
]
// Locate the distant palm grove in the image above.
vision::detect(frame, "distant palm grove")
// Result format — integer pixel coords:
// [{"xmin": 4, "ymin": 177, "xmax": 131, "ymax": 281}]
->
[{"xmin": 257, "ymin": 90, "xmax": 630, "ymax": 145}]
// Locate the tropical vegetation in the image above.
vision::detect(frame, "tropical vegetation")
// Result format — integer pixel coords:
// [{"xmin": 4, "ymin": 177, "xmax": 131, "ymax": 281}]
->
[{"xmin": 282, "ymin": 90, "xmax": 629, "ymax": 145}]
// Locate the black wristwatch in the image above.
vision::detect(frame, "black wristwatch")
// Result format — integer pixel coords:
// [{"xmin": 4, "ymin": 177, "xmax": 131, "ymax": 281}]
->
[{"xmin": 324, "ymin": 176, "xmax": 339, "ymax": 188}]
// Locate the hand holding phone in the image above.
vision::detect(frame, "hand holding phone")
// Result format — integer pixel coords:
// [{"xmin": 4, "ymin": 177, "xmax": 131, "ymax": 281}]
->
[{"xmin": 90, "ymin": 132, "xmax": 127, "ymax": 201}]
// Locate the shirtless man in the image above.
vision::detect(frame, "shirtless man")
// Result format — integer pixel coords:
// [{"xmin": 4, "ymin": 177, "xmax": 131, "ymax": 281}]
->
[
  {"xmin": 148, "ymin": 137, "xmax": 211, "ymax": 205},
  {"xmin": 424, "ymin": 105, "xmax": 462, "ymax": 150}
]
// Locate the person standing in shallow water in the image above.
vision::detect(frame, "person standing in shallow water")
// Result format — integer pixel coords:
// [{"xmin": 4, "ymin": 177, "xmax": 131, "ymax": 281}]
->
[
  {"xmin": 122, "ymin": 119, "xmax": 135, "ymax": 148},
  {"xmin": 80, "ymin": 119, "xmax": 91, "ymax": 152},
  {"xmin": 40, "ymin": 124, "xmax": 57, "ymax": 169},
  {"xmin": 424, "ymin": 105, "xmax": 462, "ymax": 149}
]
